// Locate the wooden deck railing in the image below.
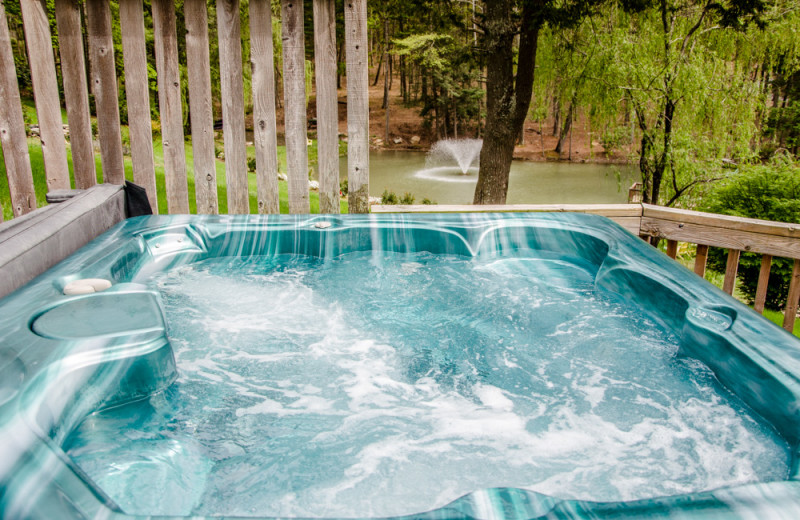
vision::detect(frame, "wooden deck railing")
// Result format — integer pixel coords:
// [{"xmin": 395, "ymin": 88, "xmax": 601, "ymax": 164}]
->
[
  {"xmin": 375, "ymin": 203, "xmax": 800, "ymax": 334},
  {"xmin": 0, "ymin": 0, "xmax": 369, "ymax": 221}
]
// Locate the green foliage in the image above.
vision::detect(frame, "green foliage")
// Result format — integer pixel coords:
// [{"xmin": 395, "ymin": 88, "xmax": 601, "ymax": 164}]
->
[
  {"xmin": 701, "ymin": 156, "xmax": 800, "ymax": 309},
  {"xmin": 421, "ymin": 198, "xmax": 437, "ymax": 205},
  {"xmin": 339, "ymin": 179, "xmax": 348, "ymax": 196},
  {"xmin": 380, "ymin": 189, "xmax": 398, "ymax": 204},
  {"xmin": 399, "ymin": 192, "xmax": 415, "ymax": 205},
  {"xmin": 599, "ymin": 127, "xmax": 631, "ymax": 157}
]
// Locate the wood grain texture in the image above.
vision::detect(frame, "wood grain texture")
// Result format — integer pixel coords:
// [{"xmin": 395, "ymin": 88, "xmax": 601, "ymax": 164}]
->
[
  {"xmin": 281, "ymin": 0, "xmax": 310, "ymax": 214},
  {"xmin": 19, "ymin": 0, "xmax": 70, "ymax": 191},
  {"xmin": 185, "ymin": 0, "xmax": 218, "ymax": 214},
  {"xmin": 666, "ymin": 239, "xmax": 678, "ymax": 259},
  {"xmin": 694, "ymin": 244, "xmax": 708, "ymax": 277},
  {"xmin": 85, "ymin": 0, "xmax": 125, "ymax": 184},
  {"xmin": 54, "ymin": 0, "xmax": 96, "ymax": 189},
  {"xmin": 345, "ymin": 0, "xmax": 369, "ymax": 213},
  {"xmin": 152, "ymin": 0, "xmax": 189, "ymax": 213},
  {"xmin": 640, "ymin": 217, "xmax": 800, "ymax": 260},
  {"xmin": 217, "ymin": 0, "xmax": 248, "ymax": 214},
  {"xmin": 0, "ymin": 0, "xmax": 37, "ymax": 216},
  {"xmin": 313, "ymin": 0, "xmax": 339, "ymax": 213},
  {"xmin": 249, "ymin": 0, "xmax": 279, "ymax": 214},
  {"xmin": 643, "ymin": 204, "xmax": 800, "ymax": 239},
  {"xmin": 754, "ymin": 254, "xmax": 772, "ymax": 314},
  {"xmin": 723, "ymin": 249, "xmax": 740, "ymax": 295},
  {"xmin": 119, "ymin": 0, "xmax": 158, "ymax": 212},
  {"xmin": 784, "ymin": 259, "xmax": 800, "ymax": 332}
]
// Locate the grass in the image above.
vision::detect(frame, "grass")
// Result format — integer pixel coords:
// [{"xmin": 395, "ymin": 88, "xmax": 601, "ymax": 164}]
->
[{"xmin": 1, "ymin": 105, "xmax": 347, "ymax": 220}]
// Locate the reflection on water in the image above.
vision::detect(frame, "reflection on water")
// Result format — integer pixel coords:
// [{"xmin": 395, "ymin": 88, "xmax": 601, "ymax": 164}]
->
[{"xmin": 338, "ymin": 151, "xmax": 636, "ymax": 204}]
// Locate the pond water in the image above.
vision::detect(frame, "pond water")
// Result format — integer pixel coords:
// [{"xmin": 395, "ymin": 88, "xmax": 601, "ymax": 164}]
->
[{"xmin": 338, "ymin": 151, "xmax": 636, "ymax": 205}]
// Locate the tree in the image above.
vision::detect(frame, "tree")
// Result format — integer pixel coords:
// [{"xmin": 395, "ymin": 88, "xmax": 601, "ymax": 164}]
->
[
  {"xmin": 605, "ymin": 0, "xmax": 768, "ymax": 206},
  {"xmin": 472, "ymin": 0, "xmax": 604, "ymax": 204}
]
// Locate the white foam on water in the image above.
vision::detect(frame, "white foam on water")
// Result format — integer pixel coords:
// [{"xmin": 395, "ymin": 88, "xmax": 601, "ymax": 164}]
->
[{"xmin": 64, "ymin": 252, "xmax": 791, "ymax": 518}]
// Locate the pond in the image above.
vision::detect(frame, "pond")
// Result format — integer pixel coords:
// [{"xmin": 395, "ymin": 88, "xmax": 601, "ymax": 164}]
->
[{"xmin": 338, "ymin": 151, "xmax": 637, "ymax": 205}]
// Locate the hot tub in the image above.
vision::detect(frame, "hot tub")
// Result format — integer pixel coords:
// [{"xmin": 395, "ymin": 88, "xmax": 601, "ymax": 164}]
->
[{"xmin": 1, "ymin": 213, "xmax": 800, "ymax": 519}]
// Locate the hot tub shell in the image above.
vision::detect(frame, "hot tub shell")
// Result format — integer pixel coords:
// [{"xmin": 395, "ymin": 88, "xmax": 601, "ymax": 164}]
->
[{"xmin": 1, "ymin": 212, "xmax": 800, "ymax": 519}]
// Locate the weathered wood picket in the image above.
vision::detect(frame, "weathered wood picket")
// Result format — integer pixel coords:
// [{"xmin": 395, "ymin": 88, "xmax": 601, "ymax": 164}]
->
[{"xmin": 0, "ymin": 0, "xmax": 368, "ymax": 217}]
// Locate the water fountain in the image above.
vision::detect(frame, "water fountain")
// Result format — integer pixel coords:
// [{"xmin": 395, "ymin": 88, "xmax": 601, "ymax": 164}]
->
[{"xmin": 415, "ymin": 138, "xmax": 483, "ymax": 183}]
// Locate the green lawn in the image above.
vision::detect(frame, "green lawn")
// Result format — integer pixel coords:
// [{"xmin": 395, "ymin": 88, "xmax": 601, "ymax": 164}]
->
[{"xmin": 1, "ymin": 121, "xmax": 347, "ymax": 220}]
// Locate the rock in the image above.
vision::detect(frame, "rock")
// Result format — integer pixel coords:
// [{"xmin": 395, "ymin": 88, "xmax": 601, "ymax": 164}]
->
[
  {"xmin": 307, "ymin": 138, "xmax": 313, "ymax": 146},
  {"xmin": 410, "ymin": 135, "xmax": 421, "ymax": 145},
  {"xmin": 29, "ymin": 125, "xmax": 40, "ymax": 137},
  {"xmin": 217, "ymin": 152, "xmax": 225, "ymax": 160},
  {"xmin": 368, "ymin": 196, "xmax": 382, "ymax": 205},
  {"xmin": 277, "ymin": 172, "xmax": 288, "ymax": 181},
  {"xmin": 373, "ymin": 138, "xmax": 383, "ymax": 146},
  {"xmin": 393, "ymin": 137, "xmax": 404, "ymax": 144},
  {"xmin": 308, "ymin": 180, "xmax": 319, "ymax": 191}
]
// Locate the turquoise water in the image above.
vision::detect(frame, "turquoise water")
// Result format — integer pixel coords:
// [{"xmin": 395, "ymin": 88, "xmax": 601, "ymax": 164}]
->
[{"xmin": 64, "ymin": 251, "xmax": 789, "ymax": 518}]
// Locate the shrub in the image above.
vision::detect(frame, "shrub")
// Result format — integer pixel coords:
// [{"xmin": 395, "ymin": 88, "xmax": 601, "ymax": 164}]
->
[
  {"xmin": 400, "ymin": 192, "xmax": 415, "ymax": 205},
  {"xmin": 701, "ymin": 156, "xmax": 800, "ymax": 310},
  {"xmin": 381, "ymin": 190, "xmax": 399, "ymax": 205}
]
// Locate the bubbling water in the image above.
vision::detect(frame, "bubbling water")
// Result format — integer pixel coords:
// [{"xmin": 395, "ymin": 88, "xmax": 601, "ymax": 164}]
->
[
  {"xmin": 426, "ymin": 138, "xmax": 483, "ymax": 174},
  {"xmin": 64, "ymin": 252, "xmax": 790, "ymax": 518}
]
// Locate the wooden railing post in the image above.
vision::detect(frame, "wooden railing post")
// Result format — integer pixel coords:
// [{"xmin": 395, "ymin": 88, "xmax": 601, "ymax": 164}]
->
[
  {"xmin": 784, "ymin": 259, "xmax": 800, "ymax": 333},
  {"xmin": 0, "ymin": 0, "xmax": 37, "ymax": 216},
  {"xmin": 185, "ymin": 0, "xmax": 218, "ymax": 214},
  {"xmin": 86, "ymin": 0, "xmax": 124, "ymax": 184},
  {"xmin": 345, "ymin": 0, "xmax": 369, "ymax": 213},
  {"xmin": 314, "ymin": 0, "xmax": 340, "ymax": 214},
  {"xmin": 152, "ymin": 0, "xmax": 189, "ymax": 213},
  {"xmin": 282, "ymin": 0, "xmax": 310, "ymax": 214},
  {"xmin": 666, "ymin": 239, "xmax": 678, "ymax": 259},
  {"xmin": 723, "ymin": 249, "xmax": 740, "ymax": 295},
  {"xmin": 217, "ymin": 0, "xmax": 249, "ymax": 214},
  {"xmin": 54, "ymin": 0, "xmax": 96, "ymax": 189},
  {"xmin": 249, "ymin": 0, "xmax": 280, "ymax": 214},
  {"xmin": 19, "ymin": 0, "xmax": 70, "ymax": 192},
  {"xmin": 754, "ymin": 254, "xmax": 772, "ymax": 314},
  {"xmin": 120, "ymin": 0, "xmax": 158, "ymax": 212},
  {"xmin": 694, "ymin": 244, "xmax": 708, "ymax": 277}
]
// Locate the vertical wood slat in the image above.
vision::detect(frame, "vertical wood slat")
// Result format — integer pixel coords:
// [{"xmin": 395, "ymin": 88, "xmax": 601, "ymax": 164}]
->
[
  {"xmin": 19, "ymin": 0, "xmax": 70, "ymax": 191},
  {"xmin": 0, "ymin": 0, "xmax": 37, "ymax": 216},
  {"xmin": 282, "ymin": 0, "xmax": 310, "ymax": 214},
  {"xmin": 152, "ymin": 0, "xmax": 189, "ymax": 213},
  {"xmin": 694, "ymin": 244, "xmax": 708, "ymax": 277},
  {"xmin": 345, "ymin": 0, "xmax": 369, "ymax": 213},
  {"xmin": 754, "ymin": 254, "xmax": 772, "ymax": 314},
  {"xmin": 666, "ymin": 239, "xmax": 678, "ymax": 259},
  {"xmin": 120, "ymin": 0, "xmax": 158, "ymax": 212},
  {"xmin": 250, "ymin": 0, "xmax": 279, "ymax": 214},
  {"xmin": 313, "ymin": 0, "xmax": 339, "ymax": 214},
  {"xmin": 185, "ymin": 0, "xmax": 218, "ymax": 214},
  {"xmin": 85, "ymin": 0, "xmax": 125, "ymax": 184},
  {"xmin": 784, "ymin": 259, "xmax": 800, "ymax": 332},
  {"xmin": 722, "ymin": 249, "xmax": 740, "ymax": 295},
  {"xmin": 54, "ymin": 0, "xmax": 96, "ymax": 189},
  {"xmin": 217, "ymin": 0, "xmax": 249, "ymax": 214}
]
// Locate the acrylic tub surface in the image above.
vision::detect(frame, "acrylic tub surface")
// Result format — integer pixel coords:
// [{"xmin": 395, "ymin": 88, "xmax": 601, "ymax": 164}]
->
[{"xmin": 2, "ymin": 213, "xmax": 800, "ymax": 519}]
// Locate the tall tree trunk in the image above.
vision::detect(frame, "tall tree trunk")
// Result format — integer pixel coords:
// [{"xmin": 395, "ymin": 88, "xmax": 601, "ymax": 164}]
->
[
  {"xmin": 473, "ymin": 1, "xmax": 541, "ymax": 204},
  {"xmin": 372, "ymin": 46, "xmax": 383, "ymax": 86},
  {"xmin": 555, "ymin": 99, "xmax": 574, "ymax": 154},
  {"xmin": 552, "ymin": 95, "xmax": 560, "ymax": 135},
  {"xmin": 382, "ymin": 18, "xmax": 389, "ymax": 110}
]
